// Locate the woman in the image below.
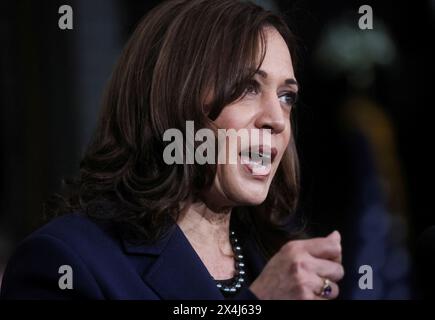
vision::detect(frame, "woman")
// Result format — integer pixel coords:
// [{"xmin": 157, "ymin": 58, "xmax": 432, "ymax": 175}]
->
[{"xmin": 0, "ymin": 0, "xmax": 343, "ymax": 300}]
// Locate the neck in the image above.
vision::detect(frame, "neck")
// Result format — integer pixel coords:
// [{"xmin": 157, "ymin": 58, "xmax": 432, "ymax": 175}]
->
[
  {"xmin": 178, "ymin": 202, "xmax": 232, "ymax": 253},
  {"xmin": 177, "ymin": 202, "xmax": 235, "ymax": 279}
]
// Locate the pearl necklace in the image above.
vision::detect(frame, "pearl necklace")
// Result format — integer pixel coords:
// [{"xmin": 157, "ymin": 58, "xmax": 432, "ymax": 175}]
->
[{"xmin": 215, "ymin": 230, "xmax": 246, "ymax": 295}]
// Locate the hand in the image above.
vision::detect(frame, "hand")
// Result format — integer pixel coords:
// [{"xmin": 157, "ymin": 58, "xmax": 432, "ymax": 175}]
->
[{"xmin": 249, "ymin": 231, "xmax": 344, "ymax": 300}]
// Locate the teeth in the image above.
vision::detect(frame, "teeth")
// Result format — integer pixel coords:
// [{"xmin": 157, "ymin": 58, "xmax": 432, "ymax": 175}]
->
[
  {"xmin": 239, "ymin": 146, "xmax": 273, "ymax": 176},
  {"xmin": 240, "ymin": 153, "xmax": 272, "ymax": 176},
  {"xmin": 251, "ymin": 162, "xmax": 269, "ymax": 175}
]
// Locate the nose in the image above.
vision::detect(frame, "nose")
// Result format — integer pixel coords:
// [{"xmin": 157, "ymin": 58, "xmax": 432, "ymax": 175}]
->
[{"xmin": 254, "ymin": 92, "xmax": 286, "ymax": 134}]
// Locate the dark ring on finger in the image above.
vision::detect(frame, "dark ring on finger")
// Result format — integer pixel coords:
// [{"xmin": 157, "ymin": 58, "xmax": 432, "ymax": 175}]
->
[{"xmin": 320, "ymin": 278, "xmax": 332, "ymax": 297}]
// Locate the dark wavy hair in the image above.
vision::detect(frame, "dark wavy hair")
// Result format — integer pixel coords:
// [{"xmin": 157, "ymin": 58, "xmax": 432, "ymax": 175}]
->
[{"xmin": 46, "ymin": 0, "xmax": 302, "ymax": 259}]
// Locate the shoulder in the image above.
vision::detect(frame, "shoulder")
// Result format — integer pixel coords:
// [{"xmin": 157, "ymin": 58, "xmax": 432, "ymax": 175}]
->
[
  {"xmin": 0, "ymin": 213, "xmax": 142, "ymax": 299},
  {"xmin": 17, "ymin": 213, "xmax": 124, "ymax": 268},
  {"xmin": 31, "ymin": 213, "xmax": 120, "ymax": 253}
]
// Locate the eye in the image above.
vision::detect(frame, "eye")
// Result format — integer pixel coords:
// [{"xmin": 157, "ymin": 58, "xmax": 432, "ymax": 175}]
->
[
  {"xmin": 279, "ymin": 91, "xmax": 298, "ymax": 108},
  {"xmin": 244, "ymin": 80, "xmax": 260, "ymax": 96}
]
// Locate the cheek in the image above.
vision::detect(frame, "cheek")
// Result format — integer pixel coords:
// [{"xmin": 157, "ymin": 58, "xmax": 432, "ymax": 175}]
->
[
  {"xmin": 274, "ymin": 123, "xmax": 292, "ymax": 165},
  {"xmin": 215, "ymin": 116, "xmax": 238, "ymax": 130},
  {"xmin": 281, "ymin": 120, "xmax": 292, "ymax": 146},
  {"xmin": 285, "ymin": 125, "xmax": 292, "ymax": 144},
  {"xmin": 214, "ymin": 105, "xmax": 252, "ymax": 129}
]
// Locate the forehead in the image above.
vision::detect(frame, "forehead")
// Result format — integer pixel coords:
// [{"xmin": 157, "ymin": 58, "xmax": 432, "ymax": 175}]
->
[{"xmin": 259, "ymin": 27, "xmax": 295, "ymax": 79}]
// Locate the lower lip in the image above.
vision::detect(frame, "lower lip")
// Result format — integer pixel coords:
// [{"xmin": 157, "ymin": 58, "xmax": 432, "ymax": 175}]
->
[{"xmin": 239, "ymin": 156, "xmax": 271, "ymax": 180}]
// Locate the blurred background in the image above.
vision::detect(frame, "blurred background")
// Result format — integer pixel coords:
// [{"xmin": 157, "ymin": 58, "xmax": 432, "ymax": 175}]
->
[{"xmin": 1, "ymin": 0, "xmax": 434, "ymax": 299}]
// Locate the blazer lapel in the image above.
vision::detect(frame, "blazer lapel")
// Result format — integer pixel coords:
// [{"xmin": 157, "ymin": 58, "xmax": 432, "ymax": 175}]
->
[
  {"xmin": 121, "ymin": 220, "xmax": 268, "ymax": 300},
  {"xmin": 123, "ymin": 224, "xmax": 223, "ymax": 300}
]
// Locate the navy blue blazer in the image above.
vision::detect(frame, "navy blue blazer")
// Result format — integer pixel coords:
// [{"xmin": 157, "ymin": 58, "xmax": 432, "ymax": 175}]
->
[{"xmin": 0, "ymin": 213, "xmax": 265, "ymax": 299}]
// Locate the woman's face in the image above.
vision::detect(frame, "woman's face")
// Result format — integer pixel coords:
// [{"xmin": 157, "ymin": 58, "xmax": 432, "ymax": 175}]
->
[{"xmin": 207, "ymin": 27, "xmax": 298, "ymax": 209}]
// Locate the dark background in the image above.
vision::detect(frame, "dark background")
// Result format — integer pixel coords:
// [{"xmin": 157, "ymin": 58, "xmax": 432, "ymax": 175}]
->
[{"xmin": 1, "ymin": 0, "xmax": 434, "ymax": 298}]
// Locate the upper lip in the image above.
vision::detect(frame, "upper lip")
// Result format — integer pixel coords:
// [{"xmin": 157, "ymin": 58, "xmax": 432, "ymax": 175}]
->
[{"xmin": 239, "ymin": 145, "xmax": 278, "ymax": 163}]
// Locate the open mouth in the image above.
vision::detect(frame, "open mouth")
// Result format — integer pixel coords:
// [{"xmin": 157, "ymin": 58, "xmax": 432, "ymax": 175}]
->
[{"xmin": 239, "ymin": 145, "xmax": 277, "ymax": 177}]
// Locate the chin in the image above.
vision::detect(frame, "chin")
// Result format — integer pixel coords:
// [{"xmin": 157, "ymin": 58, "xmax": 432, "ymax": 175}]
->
[
  {"xmin": 239, "ymin": 192, "xmax": 268, "ymax": 206},
  {"xmin": 216, "ymin": 162, "xmax": 276, "ymax": 207},
  {"xmin": 226, "ymin": 177, "xmax": 272, "ymax": 206}
]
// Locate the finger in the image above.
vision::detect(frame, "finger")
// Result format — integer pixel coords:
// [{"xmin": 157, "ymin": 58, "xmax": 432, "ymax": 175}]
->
[
  {"xmin": 309, "ymin": 256, "xmax": 345, "ymax": 282},
  {"xmin": 329, "ymin": 231, "xmax": 342, "ymax": 263},
  {"xmin": 332, "ymin": 251, "xmax": 342, "ymax": 264},
  {"xmin": 301, "ymin": 232, "xmax": 342, "ymax": 261}
]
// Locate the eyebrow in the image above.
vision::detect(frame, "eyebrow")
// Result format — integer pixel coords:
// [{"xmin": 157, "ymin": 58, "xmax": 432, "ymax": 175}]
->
[{"xmin": 255, "ymin": 69, "xmax": 299, "ymax": 89}]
